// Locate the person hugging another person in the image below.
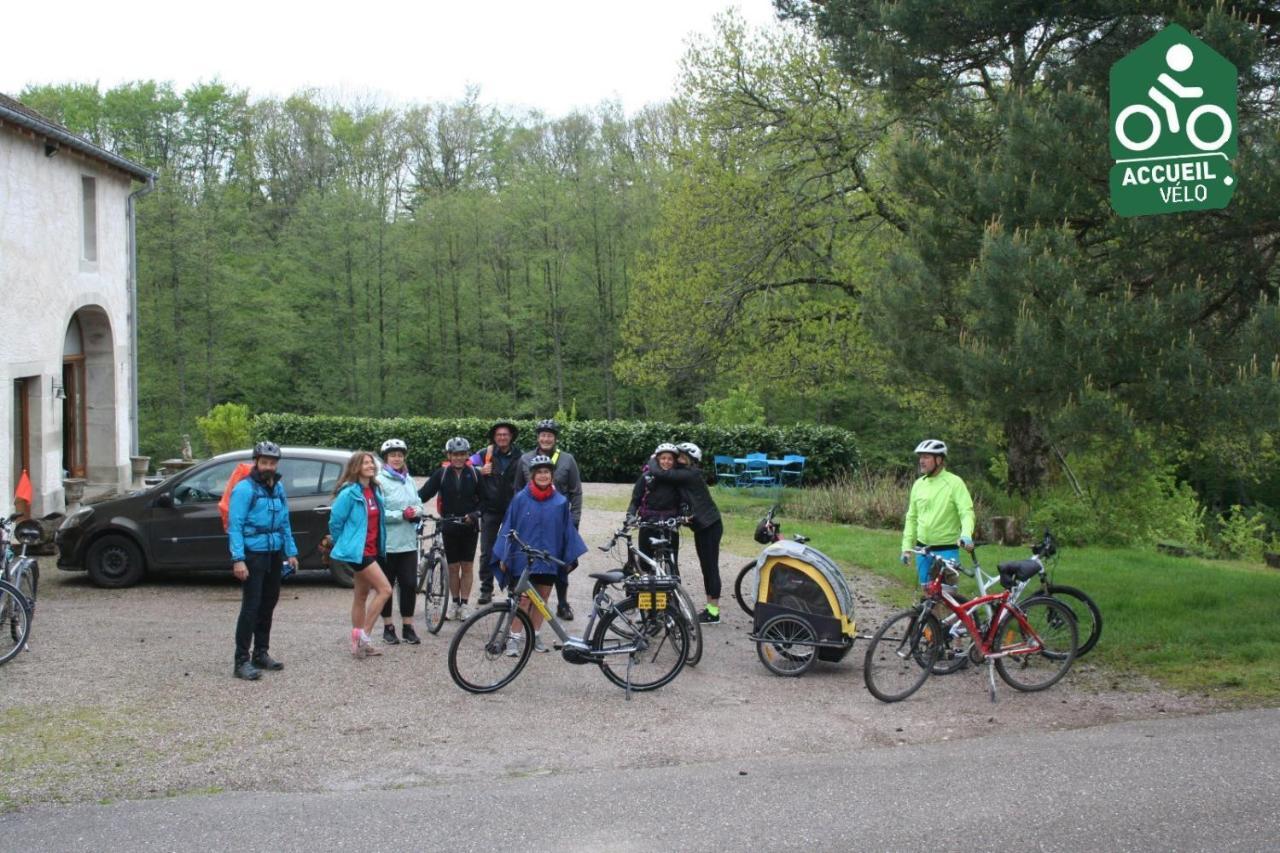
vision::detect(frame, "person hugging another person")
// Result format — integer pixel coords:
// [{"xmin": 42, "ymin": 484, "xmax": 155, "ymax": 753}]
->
[
  {"xmin": 627, "ymin": 442, "xmax": 684, "ymax": 567},
  {"xmin": 512, "ymin": 419, "xmax": 583, "ymax": 620},
  {"xmin": 377, "ymin": 438, "xmax": 425, "ymax": 645},
  {"xmin": 493, "ymin": 455, "xmax": 588, "ymax": 655},
  {"xmin": 418, "ymin": 437, "xmax": 484, "ymax": 621},
  {"xmin": 328, "ymin": 451, "xmax": 391, "ymax": 659},
  {"xmin": 647, "ymin": 442, "xmax": 724, "ymax": 625}
]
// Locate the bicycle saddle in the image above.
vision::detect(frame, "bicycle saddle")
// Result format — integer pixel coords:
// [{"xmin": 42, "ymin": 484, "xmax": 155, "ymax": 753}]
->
[
  {"xmin": 589, "ymin": 570, "xmax": 627, "ymax": 584},
  {"xmin": 997, "ymin": 560, "xmax": 1041, "ymax": 588}
]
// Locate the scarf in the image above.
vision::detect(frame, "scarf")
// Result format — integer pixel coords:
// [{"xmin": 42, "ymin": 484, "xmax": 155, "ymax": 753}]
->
[
  {"xmin": 382, "ymin": 463, "xmax": 409, "ymax": 483},
  {"xmin": 529, "ymin": 482, "xmax": 556, "ymax": 502}
]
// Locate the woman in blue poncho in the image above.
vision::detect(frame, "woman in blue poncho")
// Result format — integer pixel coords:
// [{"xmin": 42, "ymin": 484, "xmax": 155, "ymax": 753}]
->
[{"xmin": 494, "ymin": 454, "xmax": 588, "ymax": 654}]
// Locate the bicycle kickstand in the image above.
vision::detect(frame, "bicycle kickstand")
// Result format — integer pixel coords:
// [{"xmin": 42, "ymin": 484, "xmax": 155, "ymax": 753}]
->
[
  {"xmin": 986, "ymin": 659, "xmax": 998, "ymax": 704},
  {"xmin": 624, "ymin": 652, "xmax": 635, "ymax": 702}
]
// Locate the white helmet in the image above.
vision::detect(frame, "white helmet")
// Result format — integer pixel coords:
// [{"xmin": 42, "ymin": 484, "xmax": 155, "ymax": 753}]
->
[
  {"xmin": 914, "ymin": 439, "xmax": 947, "ymax": 456},
  {"xmin": 654, "ymin": 442, "xmax": 680, "ymax": 457},
  {"xmin": 380, "ymin": 438, "xmax": 408, "ymax": 454},
  {"xmin": 676, "ymin": 441, "xmax": 703, "ymax": 462}
]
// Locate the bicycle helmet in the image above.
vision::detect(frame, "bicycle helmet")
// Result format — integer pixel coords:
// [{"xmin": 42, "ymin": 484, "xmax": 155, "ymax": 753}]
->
[
  {"xmin": 654, "ymin": 442, "xmax": 679, "ymax": 457},
  {"xmin": 676, "ymin": 441, "xmax": 702, "ymax": 463},
  {"xmin": 535, "ymin": 418, "xmax": 559, "ymax": 436},
  {"xmin": 444, "ymin": 436, "xmax": 471, "ymax": 454},
  {"xmin": 754, "ymin": 517, "xmax": 779, "ymax": 545},
  {"xmin": 528, "ymin": 454, "xmax": 555, "ymax": 471},
  {"xmin": 380, "ymin": 438, "xmax": 408, "ymax": 454},
  {"xmin": 252, "ymin": 441, "xmax": 282, "ymax": 460},
  {"xmin": 913, "ymin": 439, "xmax": 948, "ymax": 456}
]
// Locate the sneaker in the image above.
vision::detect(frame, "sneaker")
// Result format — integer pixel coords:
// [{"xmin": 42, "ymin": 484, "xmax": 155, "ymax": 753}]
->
[
  {"xmin": 401, "ymin": 624, "xmax": 421, "ymax": 645},
  {"xmin": 533, "ymin": 633, "xmax": 548, "ymax": 653},
  {"xmin": 383, "ymin": 625, "xmax": 400, "ymax": 645},
  {"xmin": 351, "ymin": 628, "xmax": 364, "ymax": 657},
  {"xmin": 251, "ymin": 652, "xmax": 283, "ymax": 671},
  {"xmin": 458, "ymin": 603, "xmax": 472, "ymax": 621},
  {"xmin": 556, "ymin": 601, "xmax": 575, "ymax": 621},
  {"xmin": 505, "ymin": 634, "xmax": 523, "ymax": 657},
  {"xmin": 359, "ymin": 631, "xmax": 383, "ymax": 657},
  {"xmin": 697, "ymin": 608, "xmax": 721, "ymax": 625},
  {"xmin": 233, "ymin": 660, "xmax": 261, "ymax": 680},
  {"xmin": 477, "ymin": 593, "xmax": 493, "ymax": 606}
]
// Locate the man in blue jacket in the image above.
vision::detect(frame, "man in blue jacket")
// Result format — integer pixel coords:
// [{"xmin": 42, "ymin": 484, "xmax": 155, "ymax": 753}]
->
[{"xmin": 228, "ymin": 441, "xmax": 299, "ymax": 680}]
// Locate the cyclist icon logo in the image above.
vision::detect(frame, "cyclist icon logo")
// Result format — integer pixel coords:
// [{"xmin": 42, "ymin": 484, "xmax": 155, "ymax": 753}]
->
[{"xmin": 1110, "ymin": 24, "xmax": 1237, "ymax": 217}]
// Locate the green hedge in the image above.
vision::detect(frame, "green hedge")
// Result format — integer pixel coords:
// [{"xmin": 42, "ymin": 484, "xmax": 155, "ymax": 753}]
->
[{"xmin": 252, "ymin": 414, "xmax": 858, "ymax": 483}]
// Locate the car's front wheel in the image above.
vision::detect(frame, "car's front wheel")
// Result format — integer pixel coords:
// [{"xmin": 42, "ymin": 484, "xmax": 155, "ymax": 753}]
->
[{"xmin": 86, "ymin": 535, "xmax": 146, "ymax": 588}]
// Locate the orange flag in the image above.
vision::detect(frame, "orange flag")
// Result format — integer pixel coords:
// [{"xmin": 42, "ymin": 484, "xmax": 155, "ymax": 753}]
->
[{"xmin": 14, "ymin": 469, "xmax": 32, "ymax": 505}]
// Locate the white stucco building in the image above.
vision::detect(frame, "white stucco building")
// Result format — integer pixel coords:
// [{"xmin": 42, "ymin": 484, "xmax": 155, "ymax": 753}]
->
[{"xmin": 1, "ymin": 94, "xmax": 154, "ymax": 515}]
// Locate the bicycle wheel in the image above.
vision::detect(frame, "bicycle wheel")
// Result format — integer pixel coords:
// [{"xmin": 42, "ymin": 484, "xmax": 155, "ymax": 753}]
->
[
  {"xmin": 863, "ymin": 609, "xmax": 942, "ymax": 703},
  {"xmin": 592, "ymin": 596, "xmax": 689, "ymax": 692},
  {"xmin": 756, "ymin": 614, "xmax": 817, "ymax": 677},
  {"xmin": 447, "ymin": 605, "xmax": 534, "ymax": 693},
  {"xmin": 1045, "ymin": 584, "xmax": 1102, "ymax": 658},
  {"xmin": 673, "ymin": 584, "xmax": 703, "ymax": 667},
  {"xmin": 422, "ymin": 553, "xmax": 449, "ymax": 635},
  {"xmin": 733, "ymin": 561, "xmax": 758, "ymax": 616},
  {"xmin": 993, "ymin": 596, "xmax": 1078, "ymax": 692},
  {"xmin": 0, "ymin": 580, "xmax": 31, "ymax": 666}
]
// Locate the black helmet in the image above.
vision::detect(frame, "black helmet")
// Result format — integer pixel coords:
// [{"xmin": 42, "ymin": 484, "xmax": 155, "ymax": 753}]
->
[
  {"xmin": 754, "ymin": 517, "xmax": 778, "ymax": 545},
  {"xmin": 535, "ymin": 419, "xmax": 559, "ymax": 436},
  {"xmin": 528, "ymin": 454, "xmax": 555, "ymax": 472},
  {"xmin": 489, "ymin": 420, "xmax": 520, "ymax": 442},
  {"xmin": 253, "ymin": 441, "xmax": 282, "ymax": 460}
]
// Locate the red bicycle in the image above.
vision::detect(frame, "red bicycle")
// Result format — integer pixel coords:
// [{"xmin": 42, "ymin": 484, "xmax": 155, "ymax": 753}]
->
[{"xmin": 863, "ymin": 549, "xmax": 1078, "ymax": 703}]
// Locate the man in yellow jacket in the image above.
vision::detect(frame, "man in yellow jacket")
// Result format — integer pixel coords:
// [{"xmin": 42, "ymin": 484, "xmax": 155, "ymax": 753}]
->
[{"xmin": 901, "ymin": 439, "xmax": 975, "ymax": 585}]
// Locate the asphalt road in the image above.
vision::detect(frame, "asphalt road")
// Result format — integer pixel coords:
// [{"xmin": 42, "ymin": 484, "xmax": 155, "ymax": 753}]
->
[{"xmin": 4, "ymin": 707, "xmax": 1277, "ymax": 852}]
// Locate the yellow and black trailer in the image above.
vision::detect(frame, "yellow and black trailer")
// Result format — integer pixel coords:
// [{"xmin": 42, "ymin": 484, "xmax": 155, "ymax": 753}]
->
[{"xmin": 750, "ymin": 540, "xmax": 857, "ymax": 676}]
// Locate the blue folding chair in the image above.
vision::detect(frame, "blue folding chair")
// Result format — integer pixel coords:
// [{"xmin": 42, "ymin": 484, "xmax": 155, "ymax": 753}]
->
[
  {"xmin": 713, "ymin": 455, "xmax": 742, "ymax": 487},
  {"xmin": 780, "ymin": 454, "xmax": 806, "ymax": 487},
  {"xmin": 743, "ymin": 453, "xmax": 776, "ymax": 487}
]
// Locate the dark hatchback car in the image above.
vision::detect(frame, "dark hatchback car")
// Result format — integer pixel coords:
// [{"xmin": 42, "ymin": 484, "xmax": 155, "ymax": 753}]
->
[{"xmin": 56, "ymin": 447, "xmax": 355, "ymax": 588}]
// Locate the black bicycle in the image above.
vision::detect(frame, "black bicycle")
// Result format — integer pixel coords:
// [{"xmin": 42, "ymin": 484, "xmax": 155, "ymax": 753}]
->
[
  {"xmin": 415, "ymin": 515, "xmax": 469, "ymax": 635},
  {"xmin": 0, "ymin": 515, "xmax": 39, "ymax": 665}
]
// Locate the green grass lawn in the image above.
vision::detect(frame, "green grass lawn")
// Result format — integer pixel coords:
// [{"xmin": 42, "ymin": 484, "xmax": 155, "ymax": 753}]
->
[{"xmin": 588, "ymin": 486, "xmax": 1280, "ymax": 703}]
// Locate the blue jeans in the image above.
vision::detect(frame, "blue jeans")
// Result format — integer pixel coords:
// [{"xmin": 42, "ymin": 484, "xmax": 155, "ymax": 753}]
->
[{"xmin": 916, "ymin": 549, "xmax": 959, "ymax": 585}]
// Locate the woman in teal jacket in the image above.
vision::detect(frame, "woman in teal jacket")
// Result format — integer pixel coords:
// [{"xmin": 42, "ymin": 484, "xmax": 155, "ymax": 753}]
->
[
  {"xmin": 329, "ymin": 450, "xmax": 391, "ymax": 658},
  {"xmin": 377, "ymin": 438, "xmax": 425, "ymax": 645}
]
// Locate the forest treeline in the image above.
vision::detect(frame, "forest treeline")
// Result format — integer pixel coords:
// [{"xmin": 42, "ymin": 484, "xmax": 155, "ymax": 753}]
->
[{"xmin": 18, "ymin": 1, "xmax": 1280, "ymax": 548}]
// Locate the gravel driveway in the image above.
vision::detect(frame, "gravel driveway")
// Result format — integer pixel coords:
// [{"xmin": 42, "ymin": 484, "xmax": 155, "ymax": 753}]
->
[{"xmin": 0, "ymin": 484, "xmax": 1212, "ymax": 810}]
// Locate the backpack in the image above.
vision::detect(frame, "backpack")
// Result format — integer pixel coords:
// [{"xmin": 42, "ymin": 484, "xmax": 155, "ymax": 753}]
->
[
  {"xmin": 219, "ymin": 463, "xmax": 255, "ymax": 532},
  {"xmin": 436, "ymin": 461, "xmax": 479, "ymax": 516}
]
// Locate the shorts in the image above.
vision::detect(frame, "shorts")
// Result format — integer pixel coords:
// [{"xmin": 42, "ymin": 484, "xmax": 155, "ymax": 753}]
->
[
  {"xmin": 344, "ymin": 556, "xmax": 379, "ymax": 573},
  {"xmin": 443, "ymin": 528, "xmax": 479, "ymax": 563},
  {"xmin": 916, "ymin": 549, "xmax": 958, "ymax": 585}
]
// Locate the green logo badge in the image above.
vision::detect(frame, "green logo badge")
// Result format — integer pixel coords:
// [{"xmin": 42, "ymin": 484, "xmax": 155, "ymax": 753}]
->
[{"xmin": 1109, "ymin": 24, "xmax": 1237, "ymax": 217}]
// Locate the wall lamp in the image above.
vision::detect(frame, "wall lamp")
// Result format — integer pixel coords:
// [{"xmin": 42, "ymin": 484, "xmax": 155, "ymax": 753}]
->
[{"xmin": 52, "ymin": 380, "xmax": 66, "ymax": 400}]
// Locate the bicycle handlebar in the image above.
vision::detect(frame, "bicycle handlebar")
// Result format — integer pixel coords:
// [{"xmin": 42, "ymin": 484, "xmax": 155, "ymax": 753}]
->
[
  {"xmin": 506, "ymin": 530, "xmax": 568, "ymax": 569},
  {"xmin": 906, "ymin": 546, "xmax": 979, "ymax": 577}
]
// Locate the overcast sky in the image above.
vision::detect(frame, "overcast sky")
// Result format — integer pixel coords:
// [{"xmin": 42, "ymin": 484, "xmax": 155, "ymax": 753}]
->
[{"xmin": 2, "ymin": 0, "xmax": 782, "ymax": 115}]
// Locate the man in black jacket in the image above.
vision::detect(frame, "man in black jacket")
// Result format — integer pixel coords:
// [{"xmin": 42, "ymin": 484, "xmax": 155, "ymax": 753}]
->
[{"xmin": 470, "ymin": 420, "xmax": 523, "ymax": 604}]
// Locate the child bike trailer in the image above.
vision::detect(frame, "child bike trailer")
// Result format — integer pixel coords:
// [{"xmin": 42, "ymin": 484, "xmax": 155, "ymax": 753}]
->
[{"xmin": 749, "ymin": 540, "xmax": 856, "ymax": 676}]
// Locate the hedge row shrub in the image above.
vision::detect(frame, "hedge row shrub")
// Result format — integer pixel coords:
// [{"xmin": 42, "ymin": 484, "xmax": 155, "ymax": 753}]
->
[{"xmin": 252, "ymin": 414, "xmax": 858, "ymax": 483}]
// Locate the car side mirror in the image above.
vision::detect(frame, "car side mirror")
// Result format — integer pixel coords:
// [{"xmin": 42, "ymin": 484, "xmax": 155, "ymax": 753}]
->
[{"xmin": 153, "ymin": 493, "xmax": 175, "ymax": 509}]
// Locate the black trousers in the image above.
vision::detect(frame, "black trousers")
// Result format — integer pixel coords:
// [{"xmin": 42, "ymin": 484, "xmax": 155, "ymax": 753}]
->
[
  {"xmin": 692, "ymin": 521, "xmax": 723, "ymax": 600},
  {"xmin": 478, "ymin": 510, "xmax": 504, "ymax": 596},
  {"xmin": 380, "ymin": 550, "xmax": 418, "ymax": 619},
  {"xmin": 235, "ymin": 550, "xmax": 282, "ymax": 664}
]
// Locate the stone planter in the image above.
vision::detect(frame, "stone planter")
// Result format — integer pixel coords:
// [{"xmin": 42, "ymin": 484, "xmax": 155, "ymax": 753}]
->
[
  {"xmin": 62, "ymin": 477, "xmax": 88, "ymax": 513},
  {"xmin": 130, "ymin": 456, "xmax": 151, "ymax": 490}
]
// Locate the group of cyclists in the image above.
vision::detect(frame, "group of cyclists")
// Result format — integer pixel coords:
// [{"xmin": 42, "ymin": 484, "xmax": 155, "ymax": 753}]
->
[{"xmin": 224, "ymin": 419, "xmax": 727, "ymax": 680}]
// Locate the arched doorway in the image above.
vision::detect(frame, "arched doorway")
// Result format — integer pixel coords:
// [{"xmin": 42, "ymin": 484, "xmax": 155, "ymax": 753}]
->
[{"xmin": 62, "ymin": 307, "xmax": 117, "ymax": 484}]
